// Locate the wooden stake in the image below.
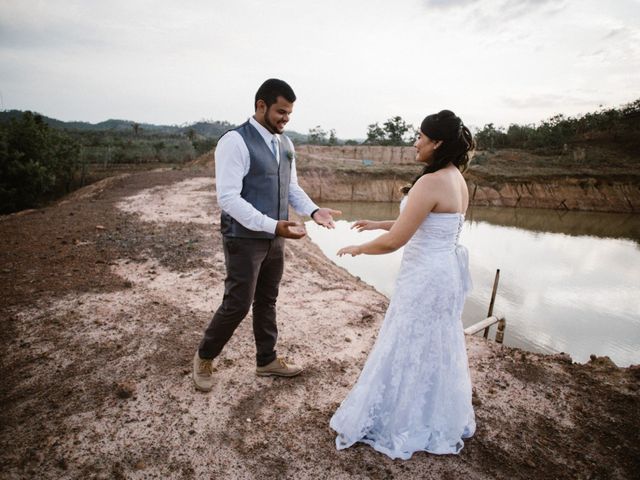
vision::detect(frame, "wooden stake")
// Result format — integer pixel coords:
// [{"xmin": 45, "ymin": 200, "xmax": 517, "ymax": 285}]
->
[
  {"xmin": 484, "ymin": 269, "xmax": 500, "ymax": 339},
  {"xmin": 495, "ymin": 317, "xmax": 506, "ymax": 344}
]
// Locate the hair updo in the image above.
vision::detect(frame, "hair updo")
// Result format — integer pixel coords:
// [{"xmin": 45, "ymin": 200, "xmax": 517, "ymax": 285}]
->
[{"xmin": 401, "ymin": 109, "xmax": 474, "ymax": 194}]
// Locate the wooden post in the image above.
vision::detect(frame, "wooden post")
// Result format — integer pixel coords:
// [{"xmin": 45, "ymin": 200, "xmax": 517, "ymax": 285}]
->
[
  {"xmin": 464, "ymin": 316, "xmax": 498, "ymax": 336},
  {"xmin": 495, "ymin": 317, "xmax": 506, "ymax": 344},
  {"xmin": 464, "ymin": 316, "xmax": 507, "ymax": 342},
  {"xmin": 484, "ymin": 269, "xmax": 500, "ymax": 339}
]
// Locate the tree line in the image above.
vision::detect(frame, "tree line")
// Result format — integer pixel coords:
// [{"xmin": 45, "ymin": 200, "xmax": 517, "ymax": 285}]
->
[
  {"xmin": 311, "ymin": 98, "xmax": 640, "ymax": 151},
  {"xmin": 306, "ymin": 116, "xmax": 415, "ymax": 146},
  {"xmin": 474, "ymin": 98, "xmax": 640, "ymax": 153},
  {"xmin": 2, "ymin": 99, "xmax": 638, "ymax": 214}
]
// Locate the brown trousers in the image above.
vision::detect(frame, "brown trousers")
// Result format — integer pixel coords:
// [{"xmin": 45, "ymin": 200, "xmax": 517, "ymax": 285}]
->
[{"xmin": 198, "ymin": 236, "xmax": 285, "ymax": 366}]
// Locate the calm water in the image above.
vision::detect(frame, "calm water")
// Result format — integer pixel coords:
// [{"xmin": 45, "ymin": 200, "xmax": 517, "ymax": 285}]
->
[{"xmin": 305, "ymin": 203, "xmax": 640, "ymax": 367}]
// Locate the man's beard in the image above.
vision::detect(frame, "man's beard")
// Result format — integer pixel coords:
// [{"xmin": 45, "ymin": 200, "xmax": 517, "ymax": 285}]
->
[{"xmin": 264, "ymin": 110, "xmax": 283, "ymax": 134}]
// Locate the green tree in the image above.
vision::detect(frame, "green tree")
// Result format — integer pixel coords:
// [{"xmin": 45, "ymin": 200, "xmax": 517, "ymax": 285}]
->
[
  {"xmin": 193, "ymin": 138, "xmax": 217, "ymax": 155},
  {"xmin": 383, "ymin": 116, "xmax": 412, "ymax": 145},
  {"xmin": 366, "ymin": 116, "xmax": 414, "ymax": 146},
  {"xmin": 308, "ymin": 125, "xmax": 328, "ymax": 144},
  {"xmin": 153, "ymin": 141, "xmax": 165, "ymax": 160},
  {"xmin": 505, "ymin": 124, "xmax": 535, "ymax": 148},
  {"xmin": 0, "ymin": 111, "xmax": 80, "ymax": 213},
  {"xmin": 365, "ymin": 122, "xmax": 386, "ymax": 145},
  {"xmin": 328, "ymin": 129, "xmax": 337, "ymax": 145},
  {"xmin": 475, "ymin": 123, "xmax": 507, "ymax": 150}
]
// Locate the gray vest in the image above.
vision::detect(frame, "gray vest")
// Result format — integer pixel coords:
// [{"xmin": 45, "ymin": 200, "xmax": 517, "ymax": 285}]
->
[{"xmin": 220, "ymin": 120, "xmax": 292, "ymax": 239}]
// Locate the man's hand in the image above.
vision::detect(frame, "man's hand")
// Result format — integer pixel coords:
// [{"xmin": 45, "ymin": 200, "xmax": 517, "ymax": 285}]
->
[
  {"xmin": 276, "ymin": 220, "xmax": 307, "ymax": 239},
  {"xmin": 312, "ymin": 208, "xmax": 342, "ymax": 229}
]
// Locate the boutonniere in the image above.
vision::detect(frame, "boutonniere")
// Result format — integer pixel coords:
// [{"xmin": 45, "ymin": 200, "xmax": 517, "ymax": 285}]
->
[{"xmin": 286, "ymin": 150, "xmax": 294, "ymax": 163}]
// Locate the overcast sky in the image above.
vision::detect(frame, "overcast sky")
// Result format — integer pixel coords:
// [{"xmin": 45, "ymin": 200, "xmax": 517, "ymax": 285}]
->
[{"xmin": 1, "ymin": 0, "xmax": 638, "ymax": 138}]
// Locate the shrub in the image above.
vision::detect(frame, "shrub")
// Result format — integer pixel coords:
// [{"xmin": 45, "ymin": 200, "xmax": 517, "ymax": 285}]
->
[{"xmin": 0, "ymin": 112, "xmax": 79, "ymax": 213}]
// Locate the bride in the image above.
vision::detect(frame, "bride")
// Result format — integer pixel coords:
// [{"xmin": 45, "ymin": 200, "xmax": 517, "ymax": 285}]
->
[{"xmin": 331, "ymin": 110, "xmax": 476, "ymax": 459}]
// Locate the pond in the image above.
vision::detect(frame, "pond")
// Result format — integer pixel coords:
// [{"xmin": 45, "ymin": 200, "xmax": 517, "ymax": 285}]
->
[{"xmin": 305, "ymin": 202, "xmax": 640, "ymax": 367}]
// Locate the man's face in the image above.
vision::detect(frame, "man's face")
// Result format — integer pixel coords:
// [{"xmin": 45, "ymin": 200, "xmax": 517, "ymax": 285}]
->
[{"xmin": 256, "ymin": 96, "xmax": 294, "ymax": 134}]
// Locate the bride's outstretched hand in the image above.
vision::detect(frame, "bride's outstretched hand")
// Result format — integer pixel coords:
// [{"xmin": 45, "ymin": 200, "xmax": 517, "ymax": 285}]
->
[
  {"xmin": 351, "ymin": 220, "xmax": 377, "ymax": 232},
  {"xmin": 337, "ymin": 245, "xmax": 361, "ymax": 257}
]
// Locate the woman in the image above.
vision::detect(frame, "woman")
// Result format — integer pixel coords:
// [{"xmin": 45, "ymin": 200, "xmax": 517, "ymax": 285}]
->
[{"xmin": 330, "ymin": 110, "xmax": 476, "ymax": 459}]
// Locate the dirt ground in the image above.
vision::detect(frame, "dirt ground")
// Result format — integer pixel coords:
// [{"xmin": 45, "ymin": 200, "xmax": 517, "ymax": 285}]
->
[{"xmin": 1, "ymin": 167, "xmax": 639, "ymax": 479}]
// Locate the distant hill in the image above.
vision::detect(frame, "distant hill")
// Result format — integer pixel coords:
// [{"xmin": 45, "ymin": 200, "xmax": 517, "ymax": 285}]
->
[
  {"xmin": 187, "ymin": 121, "xmax": 234, "ymax": 138},
  {"xmin": 0, "ymin": 110, "xmax": 313, "ymax": 142},
  {"xmin": 0, "ymin": 110, "xmax": 171, "ymax": 133}
]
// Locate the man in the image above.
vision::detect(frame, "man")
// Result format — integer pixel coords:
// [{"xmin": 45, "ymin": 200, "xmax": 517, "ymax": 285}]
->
[{"xmin": 193, "ymin": 78, "xmax": 340, "ymax": 392}]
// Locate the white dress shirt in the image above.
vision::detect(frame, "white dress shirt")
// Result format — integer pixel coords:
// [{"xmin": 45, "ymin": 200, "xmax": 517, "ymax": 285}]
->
[{"xmin": 215, "ymin": 117, "xmax": 319, "ymax": 234}]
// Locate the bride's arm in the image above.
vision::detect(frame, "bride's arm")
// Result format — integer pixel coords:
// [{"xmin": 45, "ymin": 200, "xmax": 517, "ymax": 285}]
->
[
  {"xmin": 338, "ymin": 176, "xmax": 437, "ymax": 256},
  {"xmin": 351, "ymin": 220, "xmax": 395, "ymax": 232}
]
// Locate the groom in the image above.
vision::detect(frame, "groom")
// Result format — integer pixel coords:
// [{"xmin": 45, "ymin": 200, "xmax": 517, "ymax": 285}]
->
[{"xmin": 193, "ymin": 78, "xmax": 340, "ymax": 392}]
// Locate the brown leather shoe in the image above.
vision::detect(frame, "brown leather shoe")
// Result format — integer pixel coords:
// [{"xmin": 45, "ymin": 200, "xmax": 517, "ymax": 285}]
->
[
  {"xmin": 193, "ymin": 351, "xmax": 215, "ymax": 392},
  {"xmin": 256, "ymin": 357, "xmax": 303, "ymax": 377}
]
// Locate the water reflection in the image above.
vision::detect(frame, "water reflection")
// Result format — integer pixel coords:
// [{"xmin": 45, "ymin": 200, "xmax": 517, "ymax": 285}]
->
[
  {"xmin": 466, "ymin": 206, "xmax": 640, "ymax": 245},
  {"xmin": 306, "ymin": 202, "xmax": 640, "ymax": 366},
  {"xmin": 327, "ymin": 201, "xmax": 640, "ymax": 244}
]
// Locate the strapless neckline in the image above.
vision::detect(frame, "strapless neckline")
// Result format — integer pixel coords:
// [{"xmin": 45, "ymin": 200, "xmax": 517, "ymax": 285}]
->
[{"xmin": 399, "ymin": 196, "xmax": 465, "ymax": 217}]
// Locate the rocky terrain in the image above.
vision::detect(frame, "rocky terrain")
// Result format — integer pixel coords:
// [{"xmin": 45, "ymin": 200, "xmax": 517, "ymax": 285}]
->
[
  {"xmin": 1, "ymin": 167, "xmax": 639, "ymax": 479},
  {"xmin": 294, "ymin": 146, "xmax": 640, "ymax": 212}
]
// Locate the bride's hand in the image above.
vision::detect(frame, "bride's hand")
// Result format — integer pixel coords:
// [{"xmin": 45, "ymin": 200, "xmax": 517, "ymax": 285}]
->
[
  {"xmin": 337, "ymin": 245, "xmax": 362, "ymax": 257},
  {"xmin": 351, "ymin": 220, "xmax": 377, "ymax": 232}
]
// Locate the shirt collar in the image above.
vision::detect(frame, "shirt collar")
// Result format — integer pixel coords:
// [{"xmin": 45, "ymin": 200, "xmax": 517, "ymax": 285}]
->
[{"xmin": 249, "ymin": 116, "xmax": 279, "ymax": 146}]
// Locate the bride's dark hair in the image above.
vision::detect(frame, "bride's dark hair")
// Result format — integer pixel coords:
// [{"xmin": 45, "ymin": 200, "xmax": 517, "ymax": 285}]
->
[{"xmin": 401, "ymin": 109, "xmax": 474, "ymax": 194}]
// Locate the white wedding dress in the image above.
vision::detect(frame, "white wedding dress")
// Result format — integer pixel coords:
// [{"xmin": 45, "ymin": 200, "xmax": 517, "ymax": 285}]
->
[{"xmin": 330, "ymin": 197, "xmax": 476, "ymax": 459}]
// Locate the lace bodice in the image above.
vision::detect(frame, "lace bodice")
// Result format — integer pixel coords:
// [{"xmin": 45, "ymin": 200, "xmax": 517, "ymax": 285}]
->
[
  {"xmin": 400, "ymin": 196, "xmax": 465, "ymax": 251},
  {"xmin": 399, "ymin": 197, "xmax": 472, "ymax": 298}
]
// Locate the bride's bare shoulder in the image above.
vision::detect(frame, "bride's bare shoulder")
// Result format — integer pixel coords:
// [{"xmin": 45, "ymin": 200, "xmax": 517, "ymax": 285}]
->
[{"xmin": 413, "ymin": 170, "xmax": 447, "ymax": 191}]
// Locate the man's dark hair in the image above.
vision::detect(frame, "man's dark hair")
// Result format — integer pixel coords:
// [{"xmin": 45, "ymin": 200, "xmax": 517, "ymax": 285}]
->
[{"xmin": 254, "ymin": 79, "xmax": 296, "ymax": 111}]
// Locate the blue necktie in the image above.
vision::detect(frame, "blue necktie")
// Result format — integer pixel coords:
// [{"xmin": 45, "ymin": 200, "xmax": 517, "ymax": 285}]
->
[{"xmin": 271, "ymin": 137, "xmax": 279, "ymax": 163}]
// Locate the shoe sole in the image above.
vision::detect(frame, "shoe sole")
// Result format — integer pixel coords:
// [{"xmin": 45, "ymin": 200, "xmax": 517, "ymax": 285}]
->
[
  {"xmin": 192, "ymin": 374, "xmax": 213, "ymax": 392},
  {"xmin": 256, "ymin": 369, "xmax": 303, "ymax": 378}
]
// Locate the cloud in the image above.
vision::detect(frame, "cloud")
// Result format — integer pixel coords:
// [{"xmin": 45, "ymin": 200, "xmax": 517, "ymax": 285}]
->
[
  {"xmin": 500, "ymin": 0, "xmax": 565, "ymax": 18},
  {"xmin": 603, "ymin": 27, "xmax": 627, "ymax": 40},
  {"xmin": 501, "ymin": 93, "xmax": 606, "ymax": 114},
  {"xmin": 0, "ymin": 0, "xmax": 637, "ymax": 136},
  {"xmin": 423, "ymin": 0, "xmax": 481, "ymax": 8},
  {"xmin": 461, "ymin": 0, "xmax": 567, "ymax": 30},
  {"xmin": 424, "ymin": 0, "xmax": 564, "ymax": 15},
  {"xmin": 580, "ymin": 48, "xmax": 606, "ymax": 58},
  {"xmin": 0, "ymin": 17, "xmax": 109, "ymax": 51}
]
